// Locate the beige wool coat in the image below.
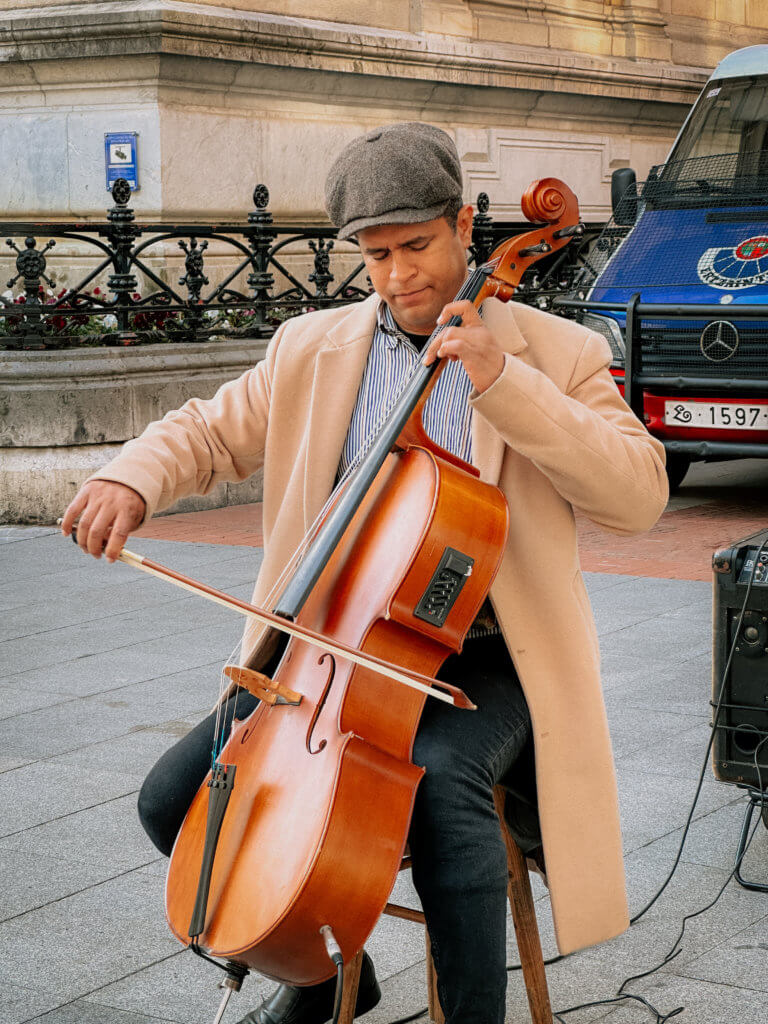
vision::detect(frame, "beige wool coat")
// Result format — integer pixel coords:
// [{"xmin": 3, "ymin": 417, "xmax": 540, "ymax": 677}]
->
[{"xmin": 92, "ymin": 293, "xmax": 668, "ymax": 956}]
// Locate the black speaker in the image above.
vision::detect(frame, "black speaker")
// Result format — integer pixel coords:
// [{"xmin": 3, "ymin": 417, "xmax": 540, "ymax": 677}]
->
[{"xmin": 713, "ymin": 528, "xmax": 768, "ymax": 790}]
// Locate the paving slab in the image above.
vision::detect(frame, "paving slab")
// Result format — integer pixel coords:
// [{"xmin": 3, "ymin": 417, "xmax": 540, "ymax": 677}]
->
[
  {"xmin": 616, "ymin": 770, "xmax": 741, "ymax": 853},
  {"xmin": 582, "ymin": 572, "xmax": 641, "ymax": 595},
  {"xmin": 0, "ymin": 603, "xmax": 233, "ymax": 679},
  {"xmin": 0, "ymin": 526, "xmax": 58, "ymax": 543},
  {"xmin": 0, "ymin": 623, "xmax": 242, "ymax": 697},
  {"xmin": 0, "ymin": 548, "xmax": 258, "ymax": 614},
  {"xmin": 0, "ymin": 753, "xmax": 33, "ymax": 772},
  {"xmin": 0, "ymin": 662, "xmax": 222, "ymax": 759},
  {"xmin": 670, "ymin": 911, "xmax": 768, "ymax": 991},
  {"xmin": 48, "ymin": 719, "xmax": 197, "ymax": 781},
  {"xmin": 581, "ymin": 848, "xmax": 768, "ymax": 972},
  {"xmin": 0, "ymin": 844, "xmax": 139, "ymax": 921},
  {"xmin": 0, "ymin": 554, "xmax": 263, "ymax": 642},
  {"xmin": 0, "ymin": 871, "xmax": 179, "ymax": 999},
  {"xmin": 604, "ymin": 703, "xmax": 702, "ymax": 760},
  {"xmin": 0, "ymin": 760, "xmax": 138, "ymax": 837},
  {"xmin": 0, "ymin": 792, "xmax": 160, "ymax": 877},
  {"xmin": 601, "ymin": 649, "xmax": 711, "ymax": 716},
  {"xmin": 596, "ymin": 973, "xmax": 768, "ymax": 1023},
  {"xmin": 598, "ymin": 604, "xmax": 712, "ymax": 656},
  {"xmin": 587, "ymin": 577, "xmax": 709, "ymax": 634},
  {"xmin": 24, "ymin": 1000, "xmax": 180, "ymax": 1024},
  {"xmin": 0, "ymin": 683, "xmax": 75, "ymax": 721},
  {"xmin": 615, "ymin": 718, "xmax": 717, "ymax": 780},
  {"xmin": 640, "ymin": 795, "xmax": 768, "ymax": 875},
  {"xmin": 5, "ymin": 470, "xmax": 768, "ymax": 1024},
  {"xmin": 1, "ymin": 984, "xmax": 72, "ymax": 1024},
  {"xmin": 90, "ymin": 946, "xmax": 269, "ymax": 1024}
]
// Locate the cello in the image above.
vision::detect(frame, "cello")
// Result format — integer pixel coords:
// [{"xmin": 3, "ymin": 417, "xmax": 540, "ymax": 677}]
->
[{"xmin": 76, "ymin": 179, "xmax": 582, "ymax": 1020}]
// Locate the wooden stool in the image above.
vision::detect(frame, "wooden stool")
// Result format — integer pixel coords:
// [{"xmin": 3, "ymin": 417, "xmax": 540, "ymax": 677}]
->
[{"xmin": 338, "ymin": 786, "xmax": 553, "ymax": 1024}]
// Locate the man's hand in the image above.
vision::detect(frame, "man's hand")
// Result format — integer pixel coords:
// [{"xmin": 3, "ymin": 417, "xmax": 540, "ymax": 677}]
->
[
  {"xmin": 61, "ymin": 480, "xmax": 146, "ymax": 563},
  {"xmin": 422, "ymin": 300, "xmax": 505, "ymax": 395}
]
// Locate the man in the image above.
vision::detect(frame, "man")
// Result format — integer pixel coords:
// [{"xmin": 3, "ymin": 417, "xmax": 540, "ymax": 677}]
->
[{"xmin": 62, "ymin": 123, "xmax": 668, "ymax": 1024}]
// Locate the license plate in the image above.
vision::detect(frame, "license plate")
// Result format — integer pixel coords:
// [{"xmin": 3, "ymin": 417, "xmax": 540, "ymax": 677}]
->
[{"xmin": 664, "ymin": 401, "xmax": 768, "ymax": 430}]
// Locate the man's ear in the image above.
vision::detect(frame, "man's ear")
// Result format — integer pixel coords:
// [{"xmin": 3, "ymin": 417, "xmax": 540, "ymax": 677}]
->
[{"xmin": 456, "ymin": 204, "xmax": 474, "ymax": 248}]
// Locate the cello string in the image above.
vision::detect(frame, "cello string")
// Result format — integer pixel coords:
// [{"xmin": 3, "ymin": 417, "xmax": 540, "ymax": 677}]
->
[
  {"xmin": 207, "ymin": 351, "xmax": 419, "ymax": 754},
  {"xmin": 259, "ymin": 266, "xmax": 484, "ymax": 601},
  {"xmin": 240, "ymin": 270, "xmax": 481, "ymax": 636},
  {"xmin": 209, "ymin": 267, "xmax": 490, "ymax": 750},
  {"xmin": 212, "ymin": 638, "xmax": 243, "ymax": 763}
]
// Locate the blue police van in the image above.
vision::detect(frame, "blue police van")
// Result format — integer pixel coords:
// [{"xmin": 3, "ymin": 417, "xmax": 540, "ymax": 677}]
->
[{"xmin": 572, "ymin": 45, "xmax": 768, "ymax": 489}]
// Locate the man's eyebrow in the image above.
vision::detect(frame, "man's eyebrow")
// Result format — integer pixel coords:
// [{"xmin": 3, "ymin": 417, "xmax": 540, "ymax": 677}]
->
[{"xmin": 362, "ymin": 233, "xmax": 435, "ymax": 255}]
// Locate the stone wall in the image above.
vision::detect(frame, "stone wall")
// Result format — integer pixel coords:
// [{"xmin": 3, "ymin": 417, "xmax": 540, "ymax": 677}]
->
[
  {"xmin": 4, "ymin": 0, "xmax": 762, "ymax": 231},
  {"xmin": 2, "ymin": 1, "xmax": 764, "ymax": 520},
  {"xmin": 0, "ymin": 339, "xmax": 268, "ymax": 522}
]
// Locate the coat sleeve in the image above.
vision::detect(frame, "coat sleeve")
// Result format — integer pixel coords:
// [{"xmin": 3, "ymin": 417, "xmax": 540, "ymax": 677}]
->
[
  {"xmin": 469, "ymin": 330, "xmax": 668, "ymax": 535},
  {"xmin": 88, "ymin": 322, "xmax": 286, "ymax": 520}
]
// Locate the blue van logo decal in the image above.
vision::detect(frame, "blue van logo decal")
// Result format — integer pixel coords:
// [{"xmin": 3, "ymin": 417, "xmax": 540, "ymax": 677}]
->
[{"xmin": 698, "ymin": 235, "xmax": 768, "ymax": 289}]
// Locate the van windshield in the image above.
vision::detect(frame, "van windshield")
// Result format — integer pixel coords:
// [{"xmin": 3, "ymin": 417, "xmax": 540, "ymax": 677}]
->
[
  {"xmin": 650, "ymin": 76, "xmax": 768, "ymax": 205},
  {"xmin": 670, "ymin": 76, "xmax": 768, "ymax": 168}
]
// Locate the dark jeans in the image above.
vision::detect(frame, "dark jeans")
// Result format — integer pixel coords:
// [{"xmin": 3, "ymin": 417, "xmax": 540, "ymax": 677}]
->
[{"xmin": 138, "ymin": 634, "xmax": 531, "ymax": 1024}]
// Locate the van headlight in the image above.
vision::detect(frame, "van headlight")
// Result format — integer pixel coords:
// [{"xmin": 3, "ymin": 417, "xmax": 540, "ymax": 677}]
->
[{"xmin": 581, "ymin": 313, "xmax": 625, "ymax": 367}]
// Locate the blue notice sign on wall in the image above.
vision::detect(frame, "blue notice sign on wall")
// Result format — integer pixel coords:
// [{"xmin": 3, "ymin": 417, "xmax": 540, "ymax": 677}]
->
[{"xmin": 104, "ymin": 132, "xmax": 139, "ymax": 191}]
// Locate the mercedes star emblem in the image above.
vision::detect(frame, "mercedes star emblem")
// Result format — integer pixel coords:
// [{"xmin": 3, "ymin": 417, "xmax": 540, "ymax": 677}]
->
[{"xmin": 699, "ymin": 320, "xmax": 739, "ymax": 362}]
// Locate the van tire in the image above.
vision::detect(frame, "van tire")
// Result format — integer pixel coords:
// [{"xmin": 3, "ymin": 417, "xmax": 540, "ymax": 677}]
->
[{"xmin": 665, "ymin": 452, "xmax": 691, "ymax": 493}]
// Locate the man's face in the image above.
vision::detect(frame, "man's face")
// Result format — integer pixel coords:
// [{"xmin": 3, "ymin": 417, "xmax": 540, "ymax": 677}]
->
[{"xmin": 357, "ymin": 205, "xmax": 474, "ymax": 335}]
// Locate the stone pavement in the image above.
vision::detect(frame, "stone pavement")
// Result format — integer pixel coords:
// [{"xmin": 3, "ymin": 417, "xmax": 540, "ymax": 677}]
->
[{"xmin": 2, "ymin": 460, "xmax": 768, "ymax": 1024}]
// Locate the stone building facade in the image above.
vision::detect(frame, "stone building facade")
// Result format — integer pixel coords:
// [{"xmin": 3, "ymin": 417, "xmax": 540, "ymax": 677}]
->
[
  {"xmin": 1, "ymin": 2, "xmax": 766, "ymax": 520},
  {"xmin": 1, "ymin": 1, "xmax": 766, "ymax": 225}
]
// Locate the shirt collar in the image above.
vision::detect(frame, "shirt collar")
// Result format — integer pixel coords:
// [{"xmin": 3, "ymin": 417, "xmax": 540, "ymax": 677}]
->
[
  {"xmin": 376, "ymin": 301, "xmax": 410, "ymax": 350},
  {"xmin": 375, "ymin": 277, "xmax": 482, "ymax": 350}
]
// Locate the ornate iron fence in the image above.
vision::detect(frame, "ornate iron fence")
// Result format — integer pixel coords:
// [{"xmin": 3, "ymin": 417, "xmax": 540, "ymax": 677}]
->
[{"xmin": 0, "ymin": 179, "xmax": 603, "ymax": 350}]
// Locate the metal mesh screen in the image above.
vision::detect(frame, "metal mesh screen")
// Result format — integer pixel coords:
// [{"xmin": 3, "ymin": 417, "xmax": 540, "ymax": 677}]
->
[
  {"xmin": 638, "ymin": 321, "xmax": 768, "ymax": 378},
  {"xmin": 577, "ymin": 153, "xmax": 768, "ymax": 292},
  {"xmin": 571, "ymin": 154, "xmax": 768, "ymax": 380}
]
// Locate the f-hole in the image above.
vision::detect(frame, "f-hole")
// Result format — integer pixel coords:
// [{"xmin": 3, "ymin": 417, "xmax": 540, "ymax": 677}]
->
[{"xmin": 307, "ymin": 653, "xmax": 335, "ymax": 755}]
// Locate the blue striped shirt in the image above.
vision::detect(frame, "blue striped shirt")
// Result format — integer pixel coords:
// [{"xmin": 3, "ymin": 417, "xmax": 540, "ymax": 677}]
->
[{"xmin": 336, "ymin": 302, "xmax": 473, "ymax": 480}]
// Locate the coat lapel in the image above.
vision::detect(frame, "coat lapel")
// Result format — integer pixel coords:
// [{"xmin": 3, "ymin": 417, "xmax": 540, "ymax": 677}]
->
[
  {"xmin": 472, "ymin": 299, "xmax": 528, "ymax": 485},
  {"xmin": 302, "ymin": 294, "xmax": 379, "ymax": 529},
  {"xmin": 301, "ymin": 294, "xmax": 528, "ymax": 520}
]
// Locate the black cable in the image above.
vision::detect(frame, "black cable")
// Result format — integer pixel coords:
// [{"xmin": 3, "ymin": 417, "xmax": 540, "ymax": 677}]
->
[
  {"xmin": 616, "ymin": 736, "xmax": 768, "ymax": 993},
  {"xmin": 553, "ymin": 990, "xmax": 685, "ymax": 1023},
  {"xmin": 505, "ymin": 540, "xmax": 768, "ymax": 986},
  {"xmin": 385, "ymin": 1008, "xmax": 428, "ymax": 1024},
  {"xmin": 382, "ymin": 537, "xmax": 768, "ymax": 1024},
  {"xmin": 629, "ymin": 535, "xmax": 768, "ymax": 925},
  {"xmin": 330, "ymin": 961, "xmax": 344, "ymax": 1024},
  {"xmin": 548, "ymin": 546, "xmax": 768, "ymax": 1023}
]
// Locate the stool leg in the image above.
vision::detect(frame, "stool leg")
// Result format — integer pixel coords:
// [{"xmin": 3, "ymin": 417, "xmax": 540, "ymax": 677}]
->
[
  {"xmin": 425, "ymin": 930, "xmax": 445, "ymax": 1024},
  {"xmin": 338, "ymin": 949, "xmax": 365, "ymax": 1024},
  {"xmin": 494, "ymin": 789, "xmax": 553, "ymax": 1024}
]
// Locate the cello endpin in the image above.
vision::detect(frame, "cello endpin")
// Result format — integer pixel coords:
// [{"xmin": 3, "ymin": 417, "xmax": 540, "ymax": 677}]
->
[
  {"xmin": 210, "ymin": 962, "xmax": 248, "ymax": 1024},
  {"xmin": 211, "ymin": 985, "xmax": 234, "ymax": 1024}
]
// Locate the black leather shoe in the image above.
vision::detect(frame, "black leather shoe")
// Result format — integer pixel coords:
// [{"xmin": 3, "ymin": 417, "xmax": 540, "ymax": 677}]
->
[{"xmin": 237, "ymin": 952, "xmax": 380, "ymax": 1024}]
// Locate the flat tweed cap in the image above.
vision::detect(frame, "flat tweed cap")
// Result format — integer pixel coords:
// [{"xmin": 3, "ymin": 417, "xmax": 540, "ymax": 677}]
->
[{"xmin": 325, "ymin": 122, "xmax": 463, "ymax": 240}]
